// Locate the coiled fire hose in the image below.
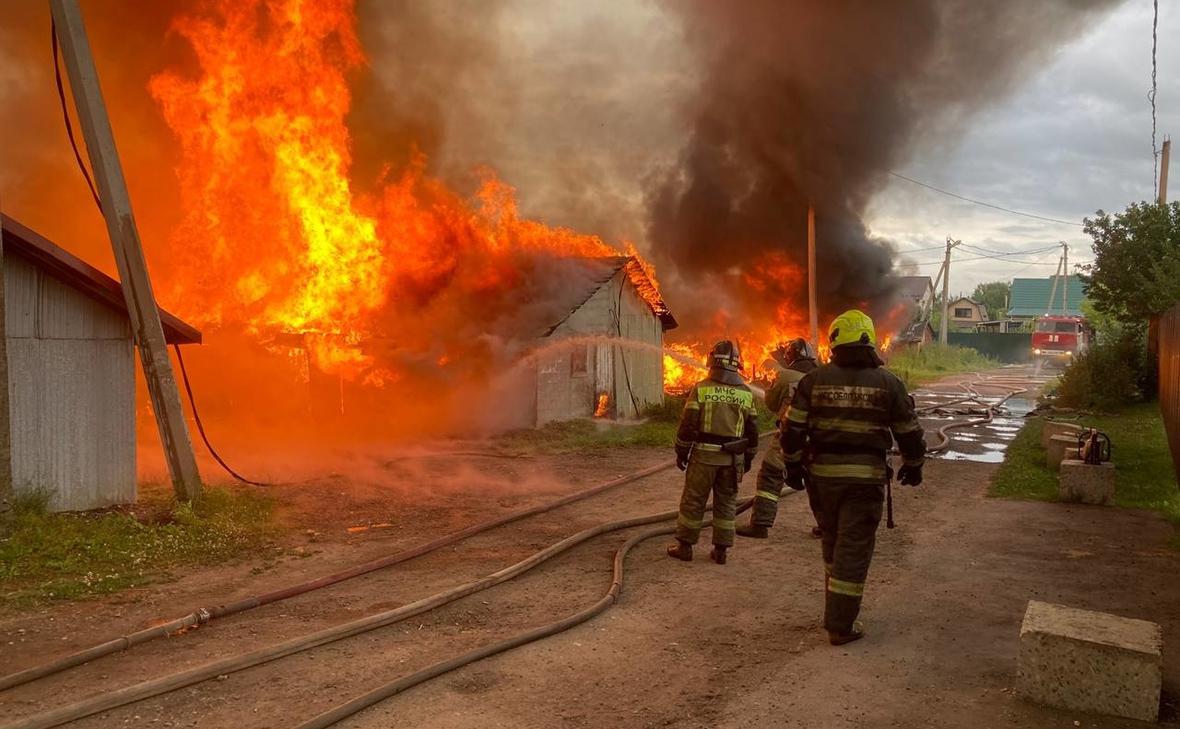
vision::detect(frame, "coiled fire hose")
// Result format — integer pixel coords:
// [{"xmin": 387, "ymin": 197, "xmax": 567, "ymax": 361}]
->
[{"xmin": 3, "ymin": 498, "xmax": 763, "ymax": 729}]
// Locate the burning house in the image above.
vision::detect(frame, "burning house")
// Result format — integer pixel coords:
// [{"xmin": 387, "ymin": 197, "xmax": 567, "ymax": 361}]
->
[
  {"xmin": 530, "ymin": 256, "xmax": 675, "ymax": 427},
  {"xmin": 0, "ymin": 217, "xmax": 201, "ymax": 511}
]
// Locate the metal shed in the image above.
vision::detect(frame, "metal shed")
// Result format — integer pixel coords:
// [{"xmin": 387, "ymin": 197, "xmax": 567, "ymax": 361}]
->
[
  {"xmin": 532, "ymin": 256, "xmax": 676, "ymax": 427},
  {"xmin": 0, "ymin": 215, "xmax": 200, "ymax": 512}
]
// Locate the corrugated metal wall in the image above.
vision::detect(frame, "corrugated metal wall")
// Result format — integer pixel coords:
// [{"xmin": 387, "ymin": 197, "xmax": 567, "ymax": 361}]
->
[
  {"xmin": 1157, "ymin": 304, "xmax": 1180, "ymax": 485},
  {"xmin": 536, "ymin": 269, "xmax": 664, "ymax": 426},
  {"xmin": 4, "ymin": 254, "xmax": 135, "ymax": 511}
]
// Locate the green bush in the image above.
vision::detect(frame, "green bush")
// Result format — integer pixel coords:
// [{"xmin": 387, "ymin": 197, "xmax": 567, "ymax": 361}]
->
[{"xmin": 1055, "ymin": 321, "xmax": 1153, "ymax": 410}]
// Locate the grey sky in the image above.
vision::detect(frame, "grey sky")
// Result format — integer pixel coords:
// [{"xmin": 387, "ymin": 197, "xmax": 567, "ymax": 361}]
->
[{"xmin": 869, "ymin": 0, "xmax": 1178, "ymax": 296}]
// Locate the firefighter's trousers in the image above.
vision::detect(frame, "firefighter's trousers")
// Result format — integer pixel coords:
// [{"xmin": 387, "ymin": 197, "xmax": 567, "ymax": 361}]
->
[
  {"xmin": 805, "ymin": 479, "xmax": 884, "ymax": 635},
  {"xmin": 676, "ymin": 460, "xmax": 740, "ymax": 547},
  {"xmin": 750, "ymin": 430, "xmax": 786, "ymax": 527}
]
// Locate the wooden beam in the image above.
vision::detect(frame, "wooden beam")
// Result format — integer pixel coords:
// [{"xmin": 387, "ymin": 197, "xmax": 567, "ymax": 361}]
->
[
  {"xmin": 49, "ymin": 0, "xmax": 202, "ymax": 500},
  {"xmin": 0, "ymin": 217, "xmax": 13, "ymax": 507},
  {"xmin": 807, "ymin": 205, "xmax": 818, "ymax": 349}
]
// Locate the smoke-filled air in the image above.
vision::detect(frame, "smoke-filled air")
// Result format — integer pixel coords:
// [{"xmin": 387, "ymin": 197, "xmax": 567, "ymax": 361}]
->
[{"xmin": 0, "ymin": 0, "xmax": 1118, "ymax": 465}]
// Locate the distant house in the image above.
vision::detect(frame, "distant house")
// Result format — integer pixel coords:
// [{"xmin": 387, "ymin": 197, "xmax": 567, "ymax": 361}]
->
[
  {"xmin": 1007, "ymin": 275, "xmax": 1088, "ymax": 323},
  {"xmin": 948, "ymin": 297, "xmax": 988, "ymax": 330},
  {"xmin": 530, "ymin": 256, "xmax": 676, "ymax": 427},
  {"xmin": 0, "ymin": 216, "xmax": 201, "ymax": 512},
  {"xmin": 896, "ymin": 276, "xmax": 935, "ymax": 319}
]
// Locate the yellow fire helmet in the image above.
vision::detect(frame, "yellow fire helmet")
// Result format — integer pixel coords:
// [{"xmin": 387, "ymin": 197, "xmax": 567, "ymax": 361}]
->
[{"xmin": 828, "ymin": 309, "xmax": 876, "ymax": 348}]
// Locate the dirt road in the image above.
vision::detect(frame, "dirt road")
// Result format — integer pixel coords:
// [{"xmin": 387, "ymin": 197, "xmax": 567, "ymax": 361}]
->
[{"xmin": 2, "ymin": 370, "xmax": 1178, "ymax": 728}]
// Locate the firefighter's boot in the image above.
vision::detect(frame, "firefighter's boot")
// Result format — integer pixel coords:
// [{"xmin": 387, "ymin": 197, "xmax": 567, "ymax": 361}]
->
[
  {"xmin": 710, "ymin": 545, "xmax": 728, "ymax": 565},
  {"xmin": 666, "ymin": 540, "xmax": 693, "ymax": 562},
  {"xmin": 828, "ymin": 620, "xmax": 865, "ymax": 646},
  {"xmin": 736, "ymin": 522, "xmax": 769, "ymax": 539}
]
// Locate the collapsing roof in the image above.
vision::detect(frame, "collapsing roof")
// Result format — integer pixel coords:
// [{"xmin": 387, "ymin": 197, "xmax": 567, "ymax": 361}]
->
[
  {"xmin": 896, "ymin": 275, "xmax": 933, "ymax": 299},
  {"xmin": 541, "ymin": 255, "xmax": 677, "ymax": 337},
  {"xmin": 1, "ymin": 215, "xmax": 201, "ymax": 345}
]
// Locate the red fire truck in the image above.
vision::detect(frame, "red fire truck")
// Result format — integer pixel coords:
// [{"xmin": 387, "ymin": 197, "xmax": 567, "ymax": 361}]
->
[{"xmin": 1031, "ymin": 314, "xmax": 1089, "ymax": 365}]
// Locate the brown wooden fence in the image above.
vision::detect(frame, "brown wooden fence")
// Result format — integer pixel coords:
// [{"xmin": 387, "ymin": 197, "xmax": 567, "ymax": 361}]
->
[{"xmin": 1155, "ymin": 306, "xmax": 1180, "ymax": 482}]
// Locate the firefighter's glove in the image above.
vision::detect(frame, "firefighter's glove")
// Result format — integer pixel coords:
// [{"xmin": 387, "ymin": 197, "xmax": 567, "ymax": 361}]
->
[
  {"xmin": 898, "ymin": 464, "xmax": 923, "ymax": 487},
  {"xmin": 675, "ymin": 447, "xmax": 690, "ymax": 472},
  {"xmin": 743, "ymin": 451, "xmax": 756, "ymax": 472},
  {"xmin": 785, "ymin": 464, "xmax": 807, "ymax": 491}
]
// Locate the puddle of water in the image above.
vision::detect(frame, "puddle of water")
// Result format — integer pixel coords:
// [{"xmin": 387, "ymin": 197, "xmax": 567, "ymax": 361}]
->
[
  {"xmin": 937, "ymin": 449, "xmax": 1005, "ymax": 463},
  {"xmin": 981, "ymin": 442, "xmax": 1007, "ymax": 451}
]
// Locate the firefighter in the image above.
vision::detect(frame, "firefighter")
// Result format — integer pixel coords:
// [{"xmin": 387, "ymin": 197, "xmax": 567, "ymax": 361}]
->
[
  {"xmin": 668, "ymin": 340, "xmax": 760, "ymax": 565},
  {"xmin": 781, "ymin": 310, "xmax": 925, "ymax": 645},
  {"xmin": 736, "ymin": 338, "xmax": 818, "ymax": 539}
]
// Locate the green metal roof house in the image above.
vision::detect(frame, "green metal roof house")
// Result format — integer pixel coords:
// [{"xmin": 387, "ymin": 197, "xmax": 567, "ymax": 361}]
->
[{"xmin": 1007, "ymin": 275, "xmax": 1088, "ymax": 318}]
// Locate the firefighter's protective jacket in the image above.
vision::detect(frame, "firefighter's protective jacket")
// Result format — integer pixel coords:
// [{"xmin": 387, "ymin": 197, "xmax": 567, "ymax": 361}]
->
[
  {"xmin": 780, "ymin": 346, "xmax": 924, "ymax": 484},
  {"xmin": 675, "ymin": 375, "xmax": 760, "ymax": 467},
  {"xmin": 764, "ymin": 359, "xmax": 818, "ymax": 420}
]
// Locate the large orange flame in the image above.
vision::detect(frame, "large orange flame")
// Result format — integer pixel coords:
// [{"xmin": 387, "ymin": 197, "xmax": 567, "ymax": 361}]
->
[{"xmin": 149, "ymin": 0, "xmax": 658, "ymax": 384}]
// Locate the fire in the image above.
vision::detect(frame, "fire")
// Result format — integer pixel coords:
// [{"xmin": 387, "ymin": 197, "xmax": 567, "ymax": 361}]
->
[
  {"xmin": 148, "ymin": 0, "xmax": 662, "ymax": 383},
  {"xmin": 594, "ymin": 393, "xmax": 610, "ymax": 418},
  {"xmin": 659, "ymin": 251, "xmax": 907, "ymax": 393}
]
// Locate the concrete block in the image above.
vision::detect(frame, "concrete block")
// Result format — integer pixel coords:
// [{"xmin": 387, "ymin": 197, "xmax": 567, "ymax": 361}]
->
[
  {"xmin": 1042, "ymin": 420, "xmax": 1083, "ymax": 451},
  {"xmin": 1046, "ymin": 434, "xmax": 1081, "ymax": 471},
  {"xmin": 1059, "ymin": 459, "xmax": 1116, "ymax": 505},
  {"xmin": 1018, "ymin": 600, "xmax": 1162, "ymax": 723}
]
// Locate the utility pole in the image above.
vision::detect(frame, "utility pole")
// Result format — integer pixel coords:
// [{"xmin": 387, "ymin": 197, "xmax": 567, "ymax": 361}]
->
[
  {"xmin": 939, "ymin": 237, "xmax": 961, "ymax": 346},
  {"xmin": 1062, "ymin": 242, "xmax": 1069, "ymax": 314},
  {"xmin": 1046, "ymin": 253, "xmax": 1063, "ymax": 316},
  {"xmin": 807, "ymin": 205, "xmax": 818, "ymax": 350},
  {"xmin": 50, "ymin": 0, "xmax": 202, "ymax": 500},
  {"xmin": 1160, "ymin": 138, "xmax": 1171, "ymax": 205}
]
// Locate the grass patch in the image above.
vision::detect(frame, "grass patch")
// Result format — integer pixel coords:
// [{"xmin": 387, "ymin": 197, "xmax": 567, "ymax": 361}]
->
[
  {"xmin": 495, "ymin": 395, "xmax": 776, "ymax": 453},
  {"xmin": 885, "ymin": 345, "xmax": 997, "ymax": 389},
  {"xmin": 0, "ymin": 486, "xmax": 279, "ymax": 607},
  {"xmin": 990, "ymin": 404, "xmax": 1180, "ymax": 525},
  {"xmin": 990, "ymin": 418, "xmax": 1056, "ymax": 501}
]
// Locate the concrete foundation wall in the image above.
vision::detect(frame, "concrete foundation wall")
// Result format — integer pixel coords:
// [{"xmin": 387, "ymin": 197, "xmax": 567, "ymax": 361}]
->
[{"xmin": 3, "ymin": 254, "xmax": 135, "ymax": 511}]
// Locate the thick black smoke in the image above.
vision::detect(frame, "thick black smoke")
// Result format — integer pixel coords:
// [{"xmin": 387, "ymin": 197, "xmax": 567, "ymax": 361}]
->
[{"xmin": 649, "ymin": 0, "xmax": 1120, "ymax": 327}]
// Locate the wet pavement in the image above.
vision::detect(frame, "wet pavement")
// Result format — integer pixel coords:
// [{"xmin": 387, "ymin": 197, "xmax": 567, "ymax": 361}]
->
[{"xmin": 911, "ymin": 367, "xmax": 1051, "ymax": 464}]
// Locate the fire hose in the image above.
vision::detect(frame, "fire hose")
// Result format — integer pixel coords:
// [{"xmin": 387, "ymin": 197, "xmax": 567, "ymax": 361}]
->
[
  {"xmin": 0, "ymin": 432, "xmax": 775, "ymax": 696},
  {"xmin": 2, "ymin": 498, "xmax": 764, "ymax": 729},
  {"xmin": 918, "ymin": 373, "xmax": 1039, "ymax": 453},
  {"xmin": 0, "ymin": 461, "xmax": 677, "ymax": 692}
]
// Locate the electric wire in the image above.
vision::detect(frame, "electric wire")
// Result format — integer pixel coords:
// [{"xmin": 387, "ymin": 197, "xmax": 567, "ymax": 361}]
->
[
  {"xmin": 173, "ymin": 345, "xmax": 275, "ymax": 486},
  {"xmin": 50, "ymin": 19, "xmax": 102, "ymax": 213},
  {"xmin": 1151, "ymin": 0, "xmax": 1160, "ymax": 193},
  {"xmin": 888, "ymin": 171, "xmax": 1083, "ymax": 227},
  {"xmin": 51, "ymin": 17, "xmax": 275, "ymax": 488},
  {"xmin": 960, "ymin": 243, "xmax": 1061, "ymax": 257}
]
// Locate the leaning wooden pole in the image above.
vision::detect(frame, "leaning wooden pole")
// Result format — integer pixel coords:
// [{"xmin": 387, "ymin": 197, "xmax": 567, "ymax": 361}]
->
[
  {"xmin": 50, "ymin": 0, "xmax": 202, "ymax": 500},
  {"xmin": 807, "ymin": 205, "xmax": 818, "ymax": 350}
]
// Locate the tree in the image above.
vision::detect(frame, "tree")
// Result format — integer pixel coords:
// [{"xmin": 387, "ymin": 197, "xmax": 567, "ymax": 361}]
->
[
  {"xmin": 971, "ymin": 281, "xmax": 1009, "ymax": 320},
  {"xmin": 1082, "ymin": 202, "xmax": 1180, "ymax": 322}
]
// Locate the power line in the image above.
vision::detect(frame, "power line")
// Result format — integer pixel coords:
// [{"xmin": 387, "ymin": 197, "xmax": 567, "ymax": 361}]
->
[
  {"xmin": 888, "ymin": 171, "xmax": 1084, "ymax": 227},
  {"xmin": 1151, "ymin": 0, "xmax": 1160, "ymax": 194},
  {"xmin": 961, "ymin": 242, "xmax": 1061, "ymax": 257},
  {"xmin": 907, "ymin": 254, "xmax": 1064, "ymax": 266}
]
